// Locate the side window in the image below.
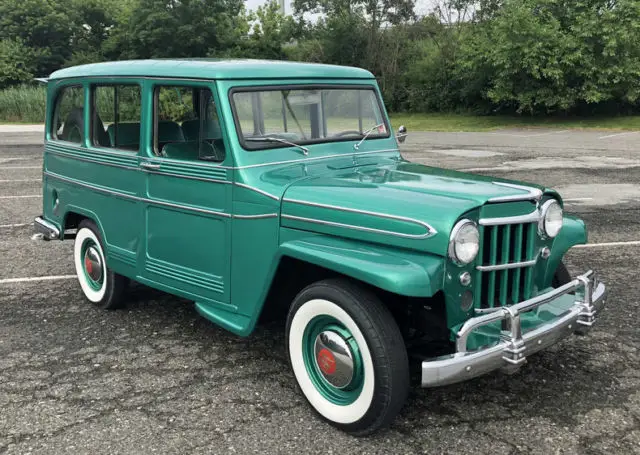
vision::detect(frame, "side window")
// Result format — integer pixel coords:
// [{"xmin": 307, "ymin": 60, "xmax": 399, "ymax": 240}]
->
[
  {"xmin": 92, "ymin": 85, "xmax": 142, "ymax": 151},
  {"xmin": 52, "ymin": 86, "xmax": 84, "ymax": 143},
  {"xmin": 154, "ymin": 86, "xmax": 225, "ymax": 162}
]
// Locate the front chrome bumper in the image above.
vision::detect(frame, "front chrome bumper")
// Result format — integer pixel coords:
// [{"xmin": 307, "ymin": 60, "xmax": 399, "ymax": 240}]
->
[{"xmin": 421, "ymin": 270, "xmax": 606, "ymax": 387}]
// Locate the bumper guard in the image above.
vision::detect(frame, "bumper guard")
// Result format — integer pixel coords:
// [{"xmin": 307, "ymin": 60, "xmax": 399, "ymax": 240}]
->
[{"xmin": 421, "ymin": 270, "xmax": 606, "ymax": 387}]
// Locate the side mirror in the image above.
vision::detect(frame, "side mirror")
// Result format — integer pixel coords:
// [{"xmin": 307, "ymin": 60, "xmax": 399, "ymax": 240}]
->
[{"xmin": 396, "ymin": 125, "xmax": 407, "ymax": 143}]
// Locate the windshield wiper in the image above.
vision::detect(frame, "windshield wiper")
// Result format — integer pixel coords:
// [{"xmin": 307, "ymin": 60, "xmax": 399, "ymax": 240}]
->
[
  {"xmin": 246, "ymin": 136, "xmax": 309, "ymax": 156},
  {"xmin": 354, "ymin": 123, "xmax": 385, "ymax": 150}
]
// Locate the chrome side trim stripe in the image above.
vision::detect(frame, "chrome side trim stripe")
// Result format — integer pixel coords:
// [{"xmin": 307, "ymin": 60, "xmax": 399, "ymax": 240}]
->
[
  {"xmin": 234, "ymin": 182, "xmax": 280, "ymax": 200},
  {"xmin": 232, "ymin": 213, "xmax": 278, "ymax": 219},
  {"xmin": 479, "ymin": 211, "xmax": 540, "ymax": 226},
  {"xmin": 283, "ymin": 197, "xmax": 437, "ymax": 238},
  {"xmin": 489, "ymin": 182, "xmax": 543, "ymax": 203},
  {"xmin": 476, "ymin": 259, "xmax": 537, "ymax": 272},
  {"xmin": 141, "ymin": 169, "xmax": 230, "ymax": 184},
  {"xmin": 45, "ymin": 141, "xmax": 399, "ymax": 170},
  {"xmin": 44, "ymin": 171, "xmax": 276, "ymax": 220},
  {"xmin": 282, "ymin": 214, "xmax": 434, "ymax": 239},
  {"xmin": 46, "ymin": 148, "xmax": 138, "ymax": 171}
]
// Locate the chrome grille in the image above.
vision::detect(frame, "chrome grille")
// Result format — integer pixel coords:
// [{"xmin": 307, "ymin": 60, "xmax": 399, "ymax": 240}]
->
[{"xmin": 476, "ymin": 222, "xmax": 537, "ymax": 308}]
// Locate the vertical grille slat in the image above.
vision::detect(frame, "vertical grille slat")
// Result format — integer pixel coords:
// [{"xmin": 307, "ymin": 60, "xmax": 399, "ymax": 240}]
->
[
  {"xmin": 511, "ymin": 224, "xmax": 524, "ymax": 303},
  {"xmin": 498, "ymin": 225, "xmax": 511, "ymax": 306},
  {"xmin": 476, "ymin": 219, "xmax": 538, "ymax": 310},
  {"xmin": 522, "ymin": 223, "xmax": 536, "ymax": 300}
]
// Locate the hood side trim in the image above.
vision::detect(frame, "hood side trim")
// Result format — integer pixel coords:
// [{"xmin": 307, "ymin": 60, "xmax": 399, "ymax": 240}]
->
[
  {"xmin": 282, "ymin": 198, "xmax": 437, "ymax": 239},
  {"xmin": 489, "ymin": 182, "xmax": 543, "ymax": 203}
]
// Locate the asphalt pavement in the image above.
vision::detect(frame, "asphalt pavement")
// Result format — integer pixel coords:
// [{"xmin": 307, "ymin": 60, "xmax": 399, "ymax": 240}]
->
[{"xmin": 0, "ymin": 128, "xmax": 638, "ymax": 454}]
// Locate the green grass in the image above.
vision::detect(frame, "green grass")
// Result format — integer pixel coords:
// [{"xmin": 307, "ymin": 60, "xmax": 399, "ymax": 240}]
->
[
  {"xmin": 0, "ymin": 85, "xmax": 46, "ymax": 123},
  {"xmin": 388, "ymin": 112, "xmax": 640, "ymax": 132}
]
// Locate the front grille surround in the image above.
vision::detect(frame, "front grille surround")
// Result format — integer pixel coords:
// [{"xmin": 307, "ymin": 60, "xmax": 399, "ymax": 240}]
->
[{"xmin": 475, "ymin": 222, "xmax": 538, "ymax": 308}]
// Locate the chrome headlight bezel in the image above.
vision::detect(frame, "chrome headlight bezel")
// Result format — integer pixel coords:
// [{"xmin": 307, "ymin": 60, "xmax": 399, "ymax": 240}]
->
[
  {"xmin": 448, "ymin": 219, "xmax": 480, "ymax": 265},
  {"xmin": 538, "ymin": 199, "xmax": 563, "ymax": 238}
]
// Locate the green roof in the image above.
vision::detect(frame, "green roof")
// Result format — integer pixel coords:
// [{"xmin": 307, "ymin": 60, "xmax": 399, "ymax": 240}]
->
[{"xmin": 49, "ymin": 59, "xmax": 375, "ymax": 81}]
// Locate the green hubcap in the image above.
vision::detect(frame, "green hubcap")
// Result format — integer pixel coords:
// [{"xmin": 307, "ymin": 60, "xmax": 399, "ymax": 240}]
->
[
  {"xmin": 302, "ymin": 315, "xmax": 364, "ymax": 405},
  {"xmin": 81, "ymin": 239, "xmax": 104, "ymax": 291}
]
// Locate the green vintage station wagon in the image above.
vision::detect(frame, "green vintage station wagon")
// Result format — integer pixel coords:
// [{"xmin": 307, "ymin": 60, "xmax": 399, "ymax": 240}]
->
[{"xmin": 34, "ymin": 59, "xmax": 606, "ymax": 435}]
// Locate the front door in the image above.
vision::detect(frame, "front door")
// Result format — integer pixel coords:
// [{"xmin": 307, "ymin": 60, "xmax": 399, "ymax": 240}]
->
[{"xmin": 139, "ymin": 81, "xmax": 232, "ymax": 306}]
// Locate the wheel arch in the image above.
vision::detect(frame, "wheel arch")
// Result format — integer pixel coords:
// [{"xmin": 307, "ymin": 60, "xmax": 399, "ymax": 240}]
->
[
  {"xmin": 544, "ymin": 215, "xmax": 587, "ymax": 286},
  {"xmin": 62, "ymin": 206, "xmax": 107, "ymax": 242},
  {"xmin": 246, "ymin": 235, "xmax": 445, "ymax": 335}
]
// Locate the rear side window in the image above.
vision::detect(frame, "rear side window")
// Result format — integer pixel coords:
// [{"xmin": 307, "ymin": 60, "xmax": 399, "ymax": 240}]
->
[
  {"xmin": 154, "ymin": 85, "xmax": 225, "ymax": 162},
  {"xmin": 92, "ymin": 85, "xmax": 142, "ymax": 151},
  {"xmin": 52, "ymin": 86, "xmax": 84, "ymax": 143}
]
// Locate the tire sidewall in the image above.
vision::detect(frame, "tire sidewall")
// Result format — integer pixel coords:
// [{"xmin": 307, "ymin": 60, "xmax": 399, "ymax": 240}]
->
[
  {"xmin": 286, "ymin": 281, "xmax": 406, "ymax": 433},
  {"xmin": 74, "ymin": 225, "xmax": 108, "ymax": 303},
  {"xmin": 288, "ymin": 298, "xmax": 376, "ymax": 425}
]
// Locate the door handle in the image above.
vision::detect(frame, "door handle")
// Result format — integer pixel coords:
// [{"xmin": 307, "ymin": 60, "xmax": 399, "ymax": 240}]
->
[{"xmin": 140, "ymin": 162, "xmax": 161, "ymax": 170}]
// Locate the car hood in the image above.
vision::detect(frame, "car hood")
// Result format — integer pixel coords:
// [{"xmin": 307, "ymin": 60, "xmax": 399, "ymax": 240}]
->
[{"xmin": 280, "ymin": 160, "xmax": 549, "ymax": 256}]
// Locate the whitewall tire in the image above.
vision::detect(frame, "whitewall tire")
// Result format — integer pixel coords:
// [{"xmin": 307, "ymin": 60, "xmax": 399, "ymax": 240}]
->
[
  {"xmin": 285, "ymin": 278, "xmax": 409, "ymax": 435},
  {"xmin": 74, "ymin": 220, "xmax": 128, "ymax": 310}
]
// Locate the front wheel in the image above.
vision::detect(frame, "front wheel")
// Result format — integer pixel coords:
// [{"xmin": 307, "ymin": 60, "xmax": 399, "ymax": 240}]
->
[{"xmin": 286, "ymin": 278, "xmax": 409, "ymax": 435}]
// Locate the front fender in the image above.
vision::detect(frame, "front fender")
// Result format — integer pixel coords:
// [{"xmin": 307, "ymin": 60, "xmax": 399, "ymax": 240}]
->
[
  {"xmin": 278, "ymin": 234, "xmax": 445, "ymax": 298},
  {"xmin": 544, "ymin": 215, "xmax": 587, "ymax": 286}
]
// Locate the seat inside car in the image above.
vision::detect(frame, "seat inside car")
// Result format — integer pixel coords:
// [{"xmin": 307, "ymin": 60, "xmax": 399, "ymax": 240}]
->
[{"xmin": 181, "ymin": 119, "xmax": 221, "ymax": 141}]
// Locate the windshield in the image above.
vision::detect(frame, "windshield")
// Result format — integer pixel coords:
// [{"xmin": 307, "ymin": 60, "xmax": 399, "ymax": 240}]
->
[{"xmin": 231, "ymin": 87, "xmax": 389, "ymax": 150}]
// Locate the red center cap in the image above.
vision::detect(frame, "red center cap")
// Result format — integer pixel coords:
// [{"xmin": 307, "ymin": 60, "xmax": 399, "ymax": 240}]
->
[
  {"xmin": 84, "ymin": 256, "xmax": 93, "ymax": 274},
  {"xmin": 317, "ymin": 348, "xmax": 336, "ymax": 375}
]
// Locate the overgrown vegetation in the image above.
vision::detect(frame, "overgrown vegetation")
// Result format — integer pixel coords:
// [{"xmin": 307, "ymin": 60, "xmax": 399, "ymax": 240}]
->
[
  {"xmin": 1, "ymin": 0, "xmax": 640, "ymax": 121},
  {"xmin": 0, "ymin": 85, "xmax": 45, "ymax": 123}
]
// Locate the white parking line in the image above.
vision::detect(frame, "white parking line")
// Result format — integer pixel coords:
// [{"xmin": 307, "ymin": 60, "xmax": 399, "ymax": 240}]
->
[
  {"xmin": 0, "ymin": 179, "xmax": 40, "ymax": 183},
  {"xmin": 0, "ymin": 222, "xmax": 32, "ymax": 228},
  {"xmin": 573, "ymin": 240, "xmax": 640, "ymax": 248},
  {"xmin": 598, "ymin": 131, "xmax": 639, "ymax": 139},
  {"xmin": 0, "ymin": 275, "xmax": 76, "ymax": 285},
  {"xmin": 563, "ymin": 197, "xmax": 594, "ymax": 203},
  {"xmin": 0, "ymin": 195, "xmax": 40, "ymax": 199},
  {"xmin": 0, "ymin": 166, "xmax": 41, "ymax": 169},
  {"xmin": 490, "ymin": 130, "xmax": 569, "ymax": 138}
]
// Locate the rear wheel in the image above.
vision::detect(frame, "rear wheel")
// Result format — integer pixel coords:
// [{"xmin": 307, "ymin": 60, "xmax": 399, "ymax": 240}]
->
[
  {"xmin": 74, "ymin": 220, "xmax": 128, "ymax": 310},
  {"xmin": 286, "ymin": 278, "xmax": 409, "ymax": 435}
]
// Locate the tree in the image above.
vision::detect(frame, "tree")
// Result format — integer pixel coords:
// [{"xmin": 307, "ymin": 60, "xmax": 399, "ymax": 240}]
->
[
  {"xmin": 0, "ymin": 39, "xmax": 39, "ymax": 88},
  {"xmin": 0, "ymin": 0, "xmax": 76, "ymax": 76},
  {"xmin": 110, "ymin": 0, "xmax": 247, "ymax": 59}
]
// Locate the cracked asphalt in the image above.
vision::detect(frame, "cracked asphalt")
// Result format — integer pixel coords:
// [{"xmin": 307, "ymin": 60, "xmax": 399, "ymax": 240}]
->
[{"xmin": 1, "ymin": 128, "xmax": 639, "ymax": 454}]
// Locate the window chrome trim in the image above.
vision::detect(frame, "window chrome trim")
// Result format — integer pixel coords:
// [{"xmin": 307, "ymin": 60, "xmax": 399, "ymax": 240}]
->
[
  {"xmin": 479, "ymin": 211, "xmax": 540, "ymax": 226},
  {"xmin": 282, "ymin": 198, "xmax": 437, "ymax": 239},
  {"xmin": 489, "ymin": 182, "xmax": 543, "ymax": 203},
  {"xmin": 476, "ymin": 259, "xmax": 537, "ymax": 272},
  {"xmin": 228, "ymin": 84, "xmax": 391, "ymax": 153}
]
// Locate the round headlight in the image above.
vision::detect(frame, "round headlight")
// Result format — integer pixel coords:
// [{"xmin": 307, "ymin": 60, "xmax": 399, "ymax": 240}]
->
[
  {"xmin": 539, "ymin": 200, "xmax": 563, "ymax": 238},
  {"xmin": 449, "ymin": 220, "xmax": 479, "ymax": 265}
]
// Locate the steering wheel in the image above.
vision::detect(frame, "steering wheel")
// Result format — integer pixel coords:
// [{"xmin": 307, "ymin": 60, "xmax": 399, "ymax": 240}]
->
[{"xmin": 333, "ymin": 130, "xmax": 362, "ymax": 137}]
